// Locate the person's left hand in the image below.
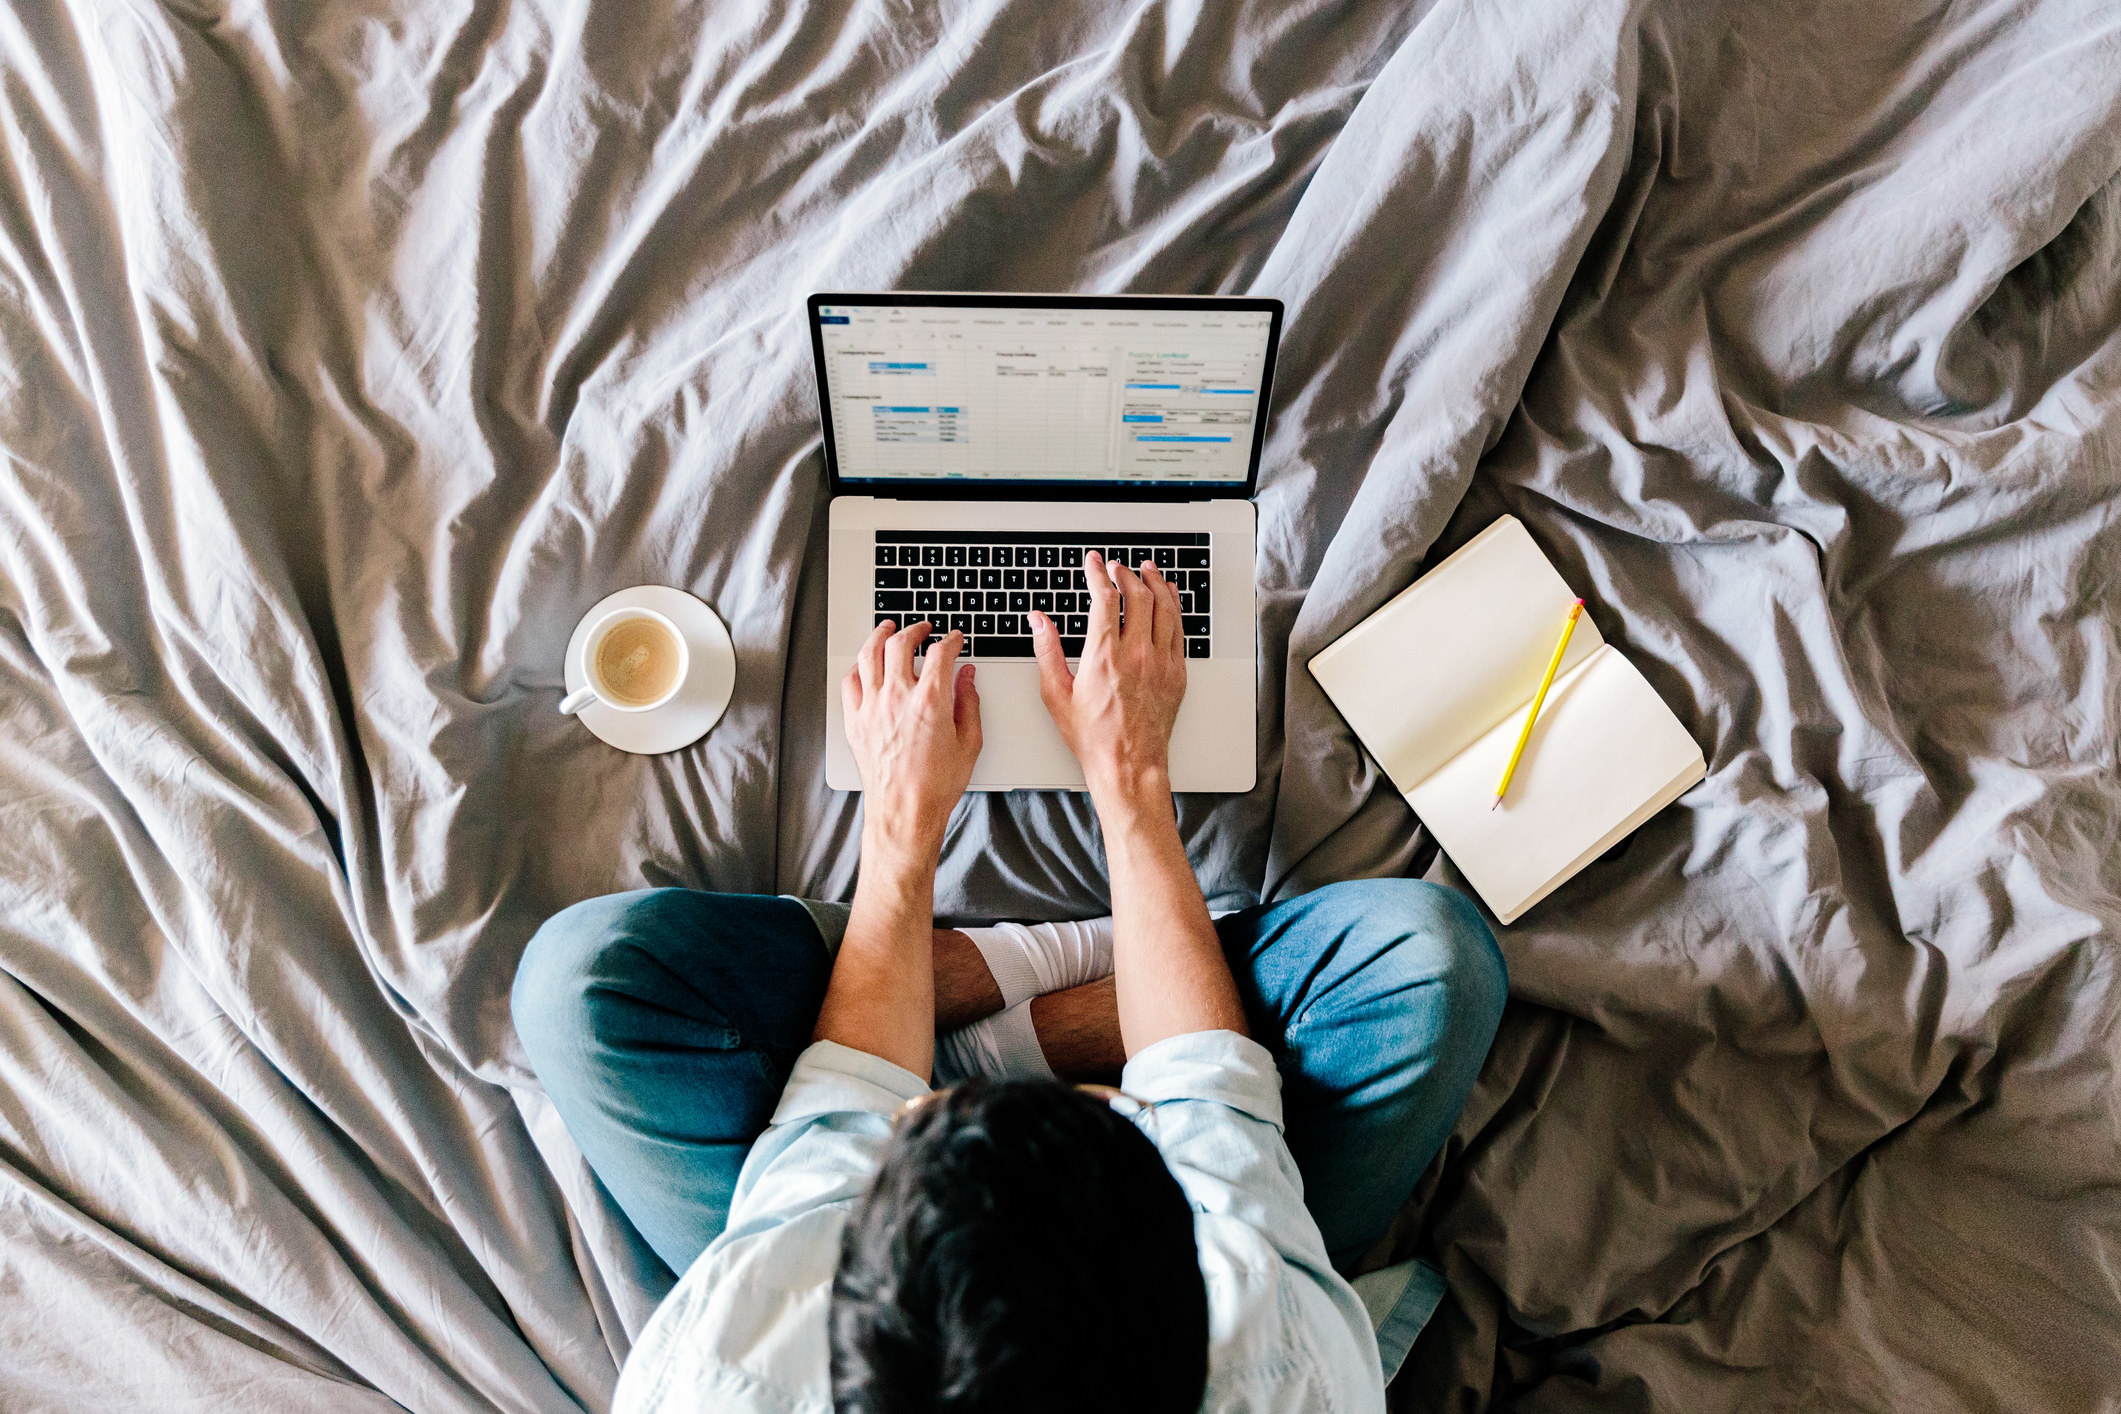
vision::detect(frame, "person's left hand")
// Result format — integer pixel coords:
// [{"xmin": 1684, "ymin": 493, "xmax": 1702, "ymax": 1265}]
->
[{"xmin": 841, "ymin": 622, "xmax": 982, "ymax": 864}]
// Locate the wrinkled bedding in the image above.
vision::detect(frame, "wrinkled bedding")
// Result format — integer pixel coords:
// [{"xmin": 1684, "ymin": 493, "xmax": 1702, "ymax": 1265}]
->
[{"xmin": 2, "ymin": 0, "xmax": 2116, "ymax": 1409}]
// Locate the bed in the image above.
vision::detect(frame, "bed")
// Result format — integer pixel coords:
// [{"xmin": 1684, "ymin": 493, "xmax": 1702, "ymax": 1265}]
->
[{"xmin": 2, "ymin": 0, "xmax": 2115, "ymax": 1409}]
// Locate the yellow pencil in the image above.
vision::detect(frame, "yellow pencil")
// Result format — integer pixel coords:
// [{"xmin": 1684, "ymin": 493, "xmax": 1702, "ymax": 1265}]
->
[{"xmin": 1492, "ymin": 598, "xmax": 1584, "ymax": 809}]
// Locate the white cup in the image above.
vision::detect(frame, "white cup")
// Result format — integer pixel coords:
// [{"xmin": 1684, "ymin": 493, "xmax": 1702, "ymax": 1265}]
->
[{"xmin": 559, "ymin": 607, "xmax": 690, "ymax": 715}]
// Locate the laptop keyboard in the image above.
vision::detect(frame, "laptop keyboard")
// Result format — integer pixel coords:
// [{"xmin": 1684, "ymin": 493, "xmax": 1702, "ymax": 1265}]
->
[{"xmin": 872, "ymin": 531, "xmax": 1212, "ymax": 659}]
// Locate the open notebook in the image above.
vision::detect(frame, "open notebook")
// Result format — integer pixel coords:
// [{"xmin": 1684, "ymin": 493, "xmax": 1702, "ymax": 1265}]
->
[{"xmin": 1308, "ymin": 517, "xmax": 1705, "ymax": 924}]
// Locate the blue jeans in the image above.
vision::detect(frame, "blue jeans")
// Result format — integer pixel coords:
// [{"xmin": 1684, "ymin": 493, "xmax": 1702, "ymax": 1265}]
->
[{"xmin": 513, "ymin": 879, "xmax": 1505, "ymax": 1278}]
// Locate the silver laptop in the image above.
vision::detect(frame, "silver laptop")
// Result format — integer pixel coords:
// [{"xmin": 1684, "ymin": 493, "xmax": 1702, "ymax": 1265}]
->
[{"xmin": 811, "ymin": 292, "xmax": 1283, "ymax": 792}]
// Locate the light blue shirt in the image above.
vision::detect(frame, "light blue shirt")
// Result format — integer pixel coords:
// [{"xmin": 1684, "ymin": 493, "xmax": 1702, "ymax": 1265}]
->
[{"xmin": 613, "ymin": 1030, "xmax": 1442, "ymax": 1414}]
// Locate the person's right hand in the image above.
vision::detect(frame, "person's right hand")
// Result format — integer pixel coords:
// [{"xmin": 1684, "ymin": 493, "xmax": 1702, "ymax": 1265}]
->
[
  {"xmin": 841, "ymin": 622, "xmax": 982, "ymax": 864},
  {"xmin": 1028, "ymin": 551, "xmax": 1187, "ymax": 795}
]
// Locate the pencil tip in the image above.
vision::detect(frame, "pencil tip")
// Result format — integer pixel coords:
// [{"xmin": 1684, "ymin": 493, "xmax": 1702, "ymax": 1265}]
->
[{"xmin": 1490, "ymin": 798, "xmax": 1501, "ymax": 811}]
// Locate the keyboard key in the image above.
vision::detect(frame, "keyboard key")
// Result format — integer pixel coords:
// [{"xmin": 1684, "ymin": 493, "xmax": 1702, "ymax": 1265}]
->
[
  {"xmin": 1182, "ymin": 616, "xmax": 1209, "ymax": 637},
  {"xmin": 968, "ymin": 546, "xmax": 989, "ymax": 567},
  {"xmin": 1178, "ymin": 549, "xmax": 1209, "ymax": 568},
  {"xmin": 945, "ymin": 546, "xmax": 965, "ymax": 567},
  {"xmin": 1032, "ymin": 592, "xmax": 1053, "ymax": 613},
  {"xmin": 980, "ymin": 569, "xmax": 1002, "ymax": 590},
  {"xmin": 1038, "ymin": 547, "xmax": 1059, "ymax": 567},
  {"xmin": 939, "ymin": 592, "xmax": 960, "ymax": 611},
  {"xmin": 916, "ymin": 592, "xmax": 937, "ymax": 612},
  {"xmin": 979, "ymin": 592, "xmax": 1001, "ymax": 610},
  {"xmin": 1009, "ymin": 592, "xmax": 1030, "ymax": 612},
  {"xmin": 1132, "ymin": 548, "xmax": 1154, "ymax": 567},
  {"xmin": 934, "ymin": 567, "xmax": 954, "ymax": 587},
  {"xmin": 875, "ymin": 614, "xmax": 894, "ymax": 630},
  {"xmin": 976, "ymin": 636, "xmax": 1034, "ymax": 658},
  {"xmin": 1187, "ymin": 638, "xmax": 1209, "ymax": 658},
  {"xmin": 949, "ymin": 614, "xmax": 973, "ymax": 635},
  {"xmin": 875, "ymin": 567, "xmax": 908, "ymax": 588},
  {"xmin": 1027, "ymin": 569, "xmax": 1048, "ymax": 589},
  {"xmin": 1061, "ymin": 547, "xmax": 1083, "ymax": 567},
  {"xmin": 1177, "ymin": 592, "xmax": 1192, "ymax": 613},
  {"xmin": 975, "ymin": 613, "xmax": 995, "ymax": 635},
  {"xmin": 1060, "ymin": 637, "xmax": 1085, "ymax": 657},
  {"xmin": 876, "ymin": 590, "xmax": 912, "ymax": 611},
  {"xmin": 1004, "ymin": 569, "xmax": 1024, "ymax": 589},
  {"xmin": 1190, "ymin": 570, "xmax": 1210, "ymax": 596},
  {"xmin": 1154, "ymin": 547, "xmax": 1175, "ymax": 569},
  {"xmin": 922, "ymin": 546, "xmax": 943, "ymax": 567},
  {"xmin": 997, "ymin": 613, "xmax": 1021, "ymax": 635},
  {"xmin": 876, "ymin": 545, "xmax": 896, "ymax": 566},
  {"xmin": 1066, "ymin": 614, "xmax": 1088, "ymax": 635},
  {"xmin": 992, "ymin": 547, "xmax": 1013, "ymax": 567},
  {"xmin": 910, "ymin": 568, "xmax": 932, "ymax": 588}
]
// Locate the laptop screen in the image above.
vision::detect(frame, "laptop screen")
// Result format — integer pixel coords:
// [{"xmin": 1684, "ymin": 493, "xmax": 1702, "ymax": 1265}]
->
[{"xmin": 808, "ymin": 293, "xmax": 1282, "ymax": 499}]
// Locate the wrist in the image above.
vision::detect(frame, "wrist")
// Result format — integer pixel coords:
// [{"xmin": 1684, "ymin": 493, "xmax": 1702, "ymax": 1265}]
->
[
  {"xmin": 860, "ymin": 797, "xmax": 948, "ymax": 870},
  {"xmin": 859, "ymin": 827, "xmax": 942, "ymax": 886},
  {"xmin": 1087, "ymin": 763, "xmax": 1175, "ymax": 829}
]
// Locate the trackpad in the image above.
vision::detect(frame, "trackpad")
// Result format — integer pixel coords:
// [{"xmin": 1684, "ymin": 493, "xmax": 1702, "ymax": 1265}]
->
[{"xmin": 966, "ymin": 664, "xmax": 1082, "ymax": 789}]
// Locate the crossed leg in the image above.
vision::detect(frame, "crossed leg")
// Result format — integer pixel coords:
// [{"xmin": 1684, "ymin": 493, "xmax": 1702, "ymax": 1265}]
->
[{"xmin": 512, "ymin": 880, "xmax": 1504, "ymax": 1276}]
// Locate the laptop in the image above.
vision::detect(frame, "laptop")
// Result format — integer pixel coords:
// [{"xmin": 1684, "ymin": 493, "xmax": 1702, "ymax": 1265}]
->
[{"xmin": 809, "ymin": 292, "xmax": 1283, "ymax": 792}]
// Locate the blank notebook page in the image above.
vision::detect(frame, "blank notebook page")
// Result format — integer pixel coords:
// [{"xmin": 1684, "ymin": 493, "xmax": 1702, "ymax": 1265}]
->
[
  {"xmin": 1405, "ymin": 646, "xmax": 1705, "ymax": 923},
  {"xmin": 1308, "ymin": 517, "xmax": 1605, "ymax": 791}
]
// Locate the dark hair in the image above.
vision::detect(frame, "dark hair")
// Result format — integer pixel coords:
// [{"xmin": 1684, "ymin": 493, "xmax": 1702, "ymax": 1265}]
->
[{"xmin": 829, "ymin": 1078, "xmax": 1208, "ymax": 1414}]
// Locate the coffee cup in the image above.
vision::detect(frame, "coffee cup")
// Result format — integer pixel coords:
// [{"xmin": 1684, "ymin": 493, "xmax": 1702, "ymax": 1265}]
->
[{"xmin": 559, "ymin": 607, "xmax": 690, "ymax": 715}]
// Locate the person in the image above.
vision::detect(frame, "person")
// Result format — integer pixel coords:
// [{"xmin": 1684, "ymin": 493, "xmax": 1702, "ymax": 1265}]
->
[{"xmin": 513, "ymin": 553, "xmax": 1507, "ymax": 1413}]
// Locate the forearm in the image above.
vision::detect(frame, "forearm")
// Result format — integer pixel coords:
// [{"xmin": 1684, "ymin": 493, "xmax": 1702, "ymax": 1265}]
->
[
  {"xmin": 812, "ymin": 836, "xmax": 938, "ymax": 1079},
  {"xmin": 1096, "ymin": 768, "xmax": 1248, "ymax": 1056},
  {"xmin": 932, "ymin": 929, "xmax": 1005, "ymax": 1032},
  {"xmin": 1030, "ymin": 977, "xmax": 1126, "ymax": 1081}
]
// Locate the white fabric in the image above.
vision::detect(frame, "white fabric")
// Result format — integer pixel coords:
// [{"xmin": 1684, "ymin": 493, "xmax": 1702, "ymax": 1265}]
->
[
  {"xmin": 955, "ymin": 917, "xmax": 1115, "ymax": 1010},
  {"xmin": 933, "ymin": 998, "xmax": 1055, "ymax": 1084}
]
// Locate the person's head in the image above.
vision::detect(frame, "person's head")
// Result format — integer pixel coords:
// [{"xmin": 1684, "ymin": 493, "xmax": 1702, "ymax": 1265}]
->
[{"xmin": 829, "ymin": 1077, "xmax": 1207, "ymax": 1414}]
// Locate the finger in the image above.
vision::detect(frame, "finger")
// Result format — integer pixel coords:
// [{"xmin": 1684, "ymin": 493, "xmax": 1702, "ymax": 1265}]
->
[
  {"xmin": 841, "ymin": 663, "xmax": 862, "ymax": 717},
  {"xmin": 1115, "ymin": 561, "xmax": 1153, "ymax": 641},
  {"xmin": 1084, "ymin": 551, "xmax": 1120, "ymax": 642},
  {"xmin": 1145, "ymin": 562, "xmax": 1180, "ymax": 651},
  {"xmin": 921, "ymin": 628, "xmax": 964, "ymax": 692},
  {"xmin": 1160, "ymin": 569, "xmax": 1187, "ymax": 657},
  {"xmin": 885, "ymin": 620, "xmax": 929, "ymax": 683},
  {"xmin": 1029, "ymin": 611, "xmax": 1075, "ymax": 709},
  {"xmin": 859, "ymin": 620, "xmax": 892, "ymax": 691},
  {"xmin": 954, "ymin": 662, "xmax": 983, "ymax": 752}
]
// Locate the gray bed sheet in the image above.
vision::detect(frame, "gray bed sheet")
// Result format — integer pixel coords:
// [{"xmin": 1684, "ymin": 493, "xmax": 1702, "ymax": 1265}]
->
[{"xmin": 1, "ymin": 0, "xmax": 2115, "ymax": 1409}]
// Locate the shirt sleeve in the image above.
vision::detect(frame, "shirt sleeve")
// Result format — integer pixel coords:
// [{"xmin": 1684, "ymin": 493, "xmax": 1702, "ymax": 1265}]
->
[
  {"xmin": 1121, "ymin": 1029, "xmax": 1329, "ymax": 1266},
  {"xmin": 717, "ymin": 1039, "xmax": 932, "ymax": 1240},
  {"xmin": 613, "ymin": 1042, "xmax": 931, "ymax": 1414},
  {"xmin": 1123, "ymin": 1029, "xmax": 1387, "ymax": 1412}
]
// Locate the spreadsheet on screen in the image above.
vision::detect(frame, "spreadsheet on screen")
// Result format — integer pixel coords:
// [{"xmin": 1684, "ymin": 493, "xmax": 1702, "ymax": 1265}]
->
[{"xmin": 816, "ymin": 305, "xmax": 1272, "ymax": 485}]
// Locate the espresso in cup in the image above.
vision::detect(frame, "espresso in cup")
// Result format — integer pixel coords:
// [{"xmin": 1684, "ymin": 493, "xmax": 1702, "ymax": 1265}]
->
[
  {"xmin": 595, "ymin": 616, "xmax": 684, "ymax": 706},
  {"xmin": 560, "ymin": 606, "xmax": 690, "ymax": 716}
]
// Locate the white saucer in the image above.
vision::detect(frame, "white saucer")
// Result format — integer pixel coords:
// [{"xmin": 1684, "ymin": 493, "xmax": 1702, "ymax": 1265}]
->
[{"xmin": 563, "ymin": 586, "xmax": 735, "ymax": 755}]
